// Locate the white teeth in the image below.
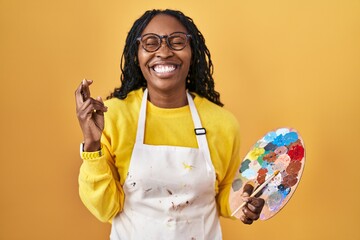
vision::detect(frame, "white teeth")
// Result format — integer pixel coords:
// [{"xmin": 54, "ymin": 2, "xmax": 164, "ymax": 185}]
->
[{"xmin": 153, "ymin": 65, "xmax": 176, "ymax": 73}]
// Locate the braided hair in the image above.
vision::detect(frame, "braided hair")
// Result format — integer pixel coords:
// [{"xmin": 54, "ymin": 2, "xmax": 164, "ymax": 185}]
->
[{"xmin": 108, "ymin": 9, "xmax": 223, "ymax": 106}]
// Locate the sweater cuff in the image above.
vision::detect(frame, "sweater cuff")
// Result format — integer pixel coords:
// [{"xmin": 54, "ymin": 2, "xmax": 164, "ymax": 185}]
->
[{"xmin": 80, "ymin": 142, "xmax": 103, "ymax": 160}]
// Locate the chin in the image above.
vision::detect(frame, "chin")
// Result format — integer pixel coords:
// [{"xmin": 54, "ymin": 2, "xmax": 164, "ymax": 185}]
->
[{"xmin": 147, "ymin": 80, "xmax": 185, "ymax": 93}]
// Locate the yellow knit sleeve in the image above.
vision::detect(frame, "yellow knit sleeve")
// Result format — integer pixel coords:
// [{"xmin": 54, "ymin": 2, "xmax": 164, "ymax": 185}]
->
[
  {"xmin": 215, "ymin": 126, "xmax": 241, "ymax": 218},
  {"xmin": 78, "ymin": 138, "xmax": 124, "ymax": 222},
  {"xmin": 204, "ymin": 106, "xmax": 241, "ymax": 219}
]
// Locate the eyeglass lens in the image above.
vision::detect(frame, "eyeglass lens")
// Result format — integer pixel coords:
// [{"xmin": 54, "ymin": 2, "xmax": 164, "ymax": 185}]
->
[{"xmin": 140, "ymin": 33, "xmax": 189, "ymax": 52}]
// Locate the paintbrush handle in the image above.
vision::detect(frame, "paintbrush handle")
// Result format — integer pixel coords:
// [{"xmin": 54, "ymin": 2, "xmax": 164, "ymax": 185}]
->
[
  {"xmin": 231, "ymin": 202, "xmax": 248, "ymax": 217},
  {"xmin": 230, "ymin": 170, "xmax": 280, "ymax": 217}
]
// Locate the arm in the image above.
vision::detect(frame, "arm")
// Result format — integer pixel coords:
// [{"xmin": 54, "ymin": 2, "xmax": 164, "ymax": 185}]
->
[
  {"xmin": 78, "ymin": 142, "xmax": 124, "ymax": 222},
  {"xmin": 214, "ymin": 116, "xmax": 264, "ymax": 224},
  {"xmin": 75, "ymin": 79, "xmax": 124, "ymax": 222}
]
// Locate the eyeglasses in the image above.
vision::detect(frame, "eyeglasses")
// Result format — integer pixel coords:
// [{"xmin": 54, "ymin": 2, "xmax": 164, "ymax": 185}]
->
[{"xmin": 137, "ymin": 32, "xmax": 192, "ymax": 52}]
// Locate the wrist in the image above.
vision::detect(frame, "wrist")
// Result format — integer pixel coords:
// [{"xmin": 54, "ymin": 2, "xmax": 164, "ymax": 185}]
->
[{"xmin": 83, "ymin": 140, "xmax": 101, "ymax": 152}]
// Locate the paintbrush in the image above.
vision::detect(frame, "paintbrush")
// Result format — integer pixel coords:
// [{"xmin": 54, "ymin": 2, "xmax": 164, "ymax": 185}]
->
[{"xmin": 231, "ymin": 170, "xmax": 280, "ymax": 217}]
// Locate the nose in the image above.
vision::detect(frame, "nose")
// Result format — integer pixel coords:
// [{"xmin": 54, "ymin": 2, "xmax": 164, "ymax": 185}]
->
[{"xmin": 156, "ymin": 38, "xmax": 174, "ymax": 57}]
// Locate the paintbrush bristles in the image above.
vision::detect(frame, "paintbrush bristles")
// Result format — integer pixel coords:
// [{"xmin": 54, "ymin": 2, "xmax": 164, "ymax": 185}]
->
[{"xmin": 231, "ymin": 170, "xmax": 280, "ymax": 217}]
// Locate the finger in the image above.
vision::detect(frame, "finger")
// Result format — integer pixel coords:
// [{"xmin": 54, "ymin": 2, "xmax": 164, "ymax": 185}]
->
[
  {"xmin": 248, "ymin": 197, "xmax": 265, "ymax": 209},
  {"xmin": 75, "ymin": 81, "xmax": 85, "ymax": 107},
  {"xmin": 77, "ymin": 97, "xmax": 104, "ymax": 120},
  {"xmin": 81, "ymin": 99, "xmax": 107, "ymax": 118},
  {"xmin": 240, "ymin": 214, "xmax": 253, "ymax": 225},
  {"xmin": 83, "ymin": 101, "xmax": 105, "ymax": 115},
  {"xmin": 93, "ymin": 97, "xmax": 108, "ymax": 113},
  {"xmin": 242, "ymin": 205, "xmax": 260, "ymax": 221},
  {"xmin": 80, "ymin": 79, "xmax": 93, "ymax": 102},
  {"xmin": 76, "ymin": 99, "xmax": 92, "ymax": 121},
  {"xmin": 95, "ymin": 96, "xmax": 108, "ymax": 112},
  {"xmin": 97, "ymin": 96, "xmax": 104, "ymax": 103},
  {"xmin": 246, "ymin": 197, "xmax": 265, "ymax": 214},
  {"xmin": 242, "ymin": 183, "xmax": 254, "ymax": 197},
  {"xmin": 240, "ymin": 184, "xmax": 255, "ymax": 208}
]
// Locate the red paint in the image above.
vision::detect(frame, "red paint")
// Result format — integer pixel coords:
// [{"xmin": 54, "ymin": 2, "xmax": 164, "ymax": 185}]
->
[{"xmin": 288, "ymin": 144, "xmax": 305, "ymax": 161}]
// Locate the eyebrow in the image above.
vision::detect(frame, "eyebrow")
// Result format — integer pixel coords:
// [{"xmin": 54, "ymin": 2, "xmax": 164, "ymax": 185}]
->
[{"xmin": 140, "ymin": 31, "xmax": 188, "ymax": 36}]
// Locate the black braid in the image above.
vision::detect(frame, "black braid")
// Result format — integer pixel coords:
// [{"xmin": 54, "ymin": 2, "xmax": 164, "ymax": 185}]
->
[{"xmin": 108, "ymin": 9, "xmax": 223, "ymax": 107}]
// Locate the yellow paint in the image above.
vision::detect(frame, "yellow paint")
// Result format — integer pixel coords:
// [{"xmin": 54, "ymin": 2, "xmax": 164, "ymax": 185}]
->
[
  {"xmin": 247, "ymin": 147, "xmax": 265, "ymax": 161},
  {"xmin": 183, "ymin": 162, "xmax": 194, "ymax": 170}
]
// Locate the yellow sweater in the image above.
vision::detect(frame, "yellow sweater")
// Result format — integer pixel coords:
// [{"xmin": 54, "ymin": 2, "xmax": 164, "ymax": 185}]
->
[{"xmin": 79, "ymin": 89, "xmax": 241, "ymax": 222}]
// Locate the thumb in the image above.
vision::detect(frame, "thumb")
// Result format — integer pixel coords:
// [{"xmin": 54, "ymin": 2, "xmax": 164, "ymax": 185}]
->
[
  {"xmin": 241, "ymin": 183, "xmax": 254, "ymax": 205},
  {"xmin": 242, "ymin": 183, "xmax": 254, "ymax": 197},
  {"xmin": 97, "ymin": 96, "xmax": 104, "ymax": 103}
]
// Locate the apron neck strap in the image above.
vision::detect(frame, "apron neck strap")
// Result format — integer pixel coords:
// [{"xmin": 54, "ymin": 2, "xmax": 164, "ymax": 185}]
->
[
  {"xmin": 186, "ymin": 91, "xmax": 213, "ymax": 173},
  {"xmin": 136, "ymin": 88, "xmax": 148, "ymax": 144}
]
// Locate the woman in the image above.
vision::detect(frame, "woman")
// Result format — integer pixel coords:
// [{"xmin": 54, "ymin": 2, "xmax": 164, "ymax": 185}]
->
[{"xmin": 75, "ymin": 9, "xmax": 264, "ymax": 239}]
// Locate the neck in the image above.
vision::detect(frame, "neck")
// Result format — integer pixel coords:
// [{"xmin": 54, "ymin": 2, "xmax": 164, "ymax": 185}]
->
[{"xmin": 147, "ymin": 88, "xmax": 188, "ymax": 108}]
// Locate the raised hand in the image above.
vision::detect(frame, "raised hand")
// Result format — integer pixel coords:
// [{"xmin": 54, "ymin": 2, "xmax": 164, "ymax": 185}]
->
[{"xmin": 75, "ymin": 79, "xmax": 108, "ymax": 152}]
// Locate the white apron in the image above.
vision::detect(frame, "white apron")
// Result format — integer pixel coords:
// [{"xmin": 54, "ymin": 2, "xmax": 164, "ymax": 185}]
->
[{"xmin": 110, "ymin": 89, "xmax": 222, "ymax": 240}]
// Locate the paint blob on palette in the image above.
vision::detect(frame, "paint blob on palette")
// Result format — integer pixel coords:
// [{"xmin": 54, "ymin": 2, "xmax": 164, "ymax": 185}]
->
[{"xmin": 235, "ymin": 127, "xmax": 305, "ymax": 220}]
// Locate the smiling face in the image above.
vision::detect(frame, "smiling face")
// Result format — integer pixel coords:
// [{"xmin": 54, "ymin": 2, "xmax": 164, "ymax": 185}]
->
[{"xmin": 137, "ymin": 14, "xmax": 192, "ymax": 99}]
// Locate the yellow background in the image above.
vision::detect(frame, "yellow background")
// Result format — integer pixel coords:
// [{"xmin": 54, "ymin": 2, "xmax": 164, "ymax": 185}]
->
[{"xmin": 1, "ymin": 0, "xmax": 359, "ymax": 239}]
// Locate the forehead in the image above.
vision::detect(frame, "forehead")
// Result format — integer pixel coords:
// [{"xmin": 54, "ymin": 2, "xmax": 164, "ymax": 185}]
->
[{"xmin": 141, "ymin": 14, "xmax": 187, "ymax": 35}]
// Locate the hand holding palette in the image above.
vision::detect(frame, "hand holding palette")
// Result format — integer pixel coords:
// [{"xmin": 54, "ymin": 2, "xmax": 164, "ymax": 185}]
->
[{"xmin": 231, "ymin": 127, "xmax": 305, "ymax": 220}]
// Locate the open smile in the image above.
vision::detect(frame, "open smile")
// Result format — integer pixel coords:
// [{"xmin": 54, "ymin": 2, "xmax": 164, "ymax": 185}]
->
[
  {"xmin": 152, "ymin": 64, "xmax": 177, "ymax": 73},
  {"xmin": 151, "ymin": 64, "xmax": 179, "ymax": 73}
]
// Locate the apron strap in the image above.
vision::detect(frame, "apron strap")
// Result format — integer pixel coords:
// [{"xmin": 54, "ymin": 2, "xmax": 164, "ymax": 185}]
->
[
  {"xmin": 135, "ymin": 88, "xmax": 148, "ymax": 144},
  {"xmin": 186, "ymin": 91, "xmax": 213, "ymax": 174}
]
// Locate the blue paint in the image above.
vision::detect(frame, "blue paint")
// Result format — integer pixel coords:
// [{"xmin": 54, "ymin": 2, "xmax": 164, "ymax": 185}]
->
[
  {"xmin": 283, "ymin": 132, "xmax": 298, "ymax": 145},
  {"xmin": 265, "ymin": 165, "xmax": 274, "ymax": 174},
  {"xmin": 277, "ymin": 184, "xmax": 286, "ymax": 191},
  {"xmin": 264, "ymin": 131, "xmax": 277, "ymax": 142},
  {"xmin": 264, "ymin": 142, "xmax": 277, "ymax": 151},
  {"xmin": 242, "ymin": 168, "xmax": 257, "ymax": 179},
  {"xmin": 273, "ymin": 134, "xmax": 286, "ymax": 146}
]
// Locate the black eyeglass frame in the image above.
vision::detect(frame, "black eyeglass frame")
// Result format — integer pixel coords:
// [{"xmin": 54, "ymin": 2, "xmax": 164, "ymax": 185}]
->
[{"xmin": 136, "ymin": 32, "xmax": 192, "ymax": 52}]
